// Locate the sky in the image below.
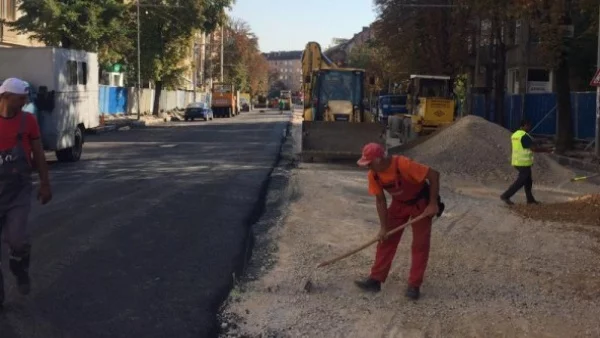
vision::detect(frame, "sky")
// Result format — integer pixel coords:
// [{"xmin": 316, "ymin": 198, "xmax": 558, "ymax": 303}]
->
[{"xmin": 228, "ymin": 0, "xmax": 378, "ymax": 53}]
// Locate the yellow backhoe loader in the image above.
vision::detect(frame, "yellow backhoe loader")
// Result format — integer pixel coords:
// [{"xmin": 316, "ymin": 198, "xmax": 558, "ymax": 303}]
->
[{"xmin": 300, "ymin": 41, "xmax": 385, "ymax": 162}]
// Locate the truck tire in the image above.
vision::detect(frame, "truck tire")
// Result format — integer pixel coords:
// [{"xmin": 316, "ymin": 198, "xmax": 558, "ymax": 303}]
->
[{"xmin": 56, "ymin": 126, "xmax": 84, "ymax": 162}]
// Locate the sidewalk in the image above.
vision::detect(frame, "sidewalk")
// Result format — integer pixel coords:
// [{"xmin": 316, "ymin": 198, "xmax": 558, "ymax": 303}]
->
[{"xmin": 219, "ymin": 115, "xmax": 600, "ymax": 337}]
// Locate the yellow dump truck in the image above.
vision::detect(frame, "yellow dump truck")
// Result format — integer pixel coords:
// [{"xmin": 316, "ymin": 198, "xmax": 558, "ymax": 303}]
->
[
  {"xmin": 211, "ymin": 82, "xmax": 239, "ymax": 118},
  {"xmin": 393, "ymin": 75, "xmax": 456, "ymax": 144},
  {"xmin": 300, "ymin": 41, "xmax": 385, "ymax": 161}
]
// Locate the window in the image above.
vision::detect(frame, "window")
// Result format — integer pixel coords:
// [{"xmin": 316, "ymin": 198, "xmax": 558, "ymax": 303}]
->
[
  {"xmin": 67, "ymin": 61, "xmax": 78, "ymax": 85},
  {"xmin": 78, "ymin": 62, "xmax": 88, "ymax": 85},
  {"xmin": 0, "ymin": 0, "xmax": 16, "ymax": 20},
  {"xmin": 514, "ymin": 20, "xmax": 522, "ymax": 45},
  {"xmin": 527, "ymin": 69, "xmax": 549, "ymax": 82}
]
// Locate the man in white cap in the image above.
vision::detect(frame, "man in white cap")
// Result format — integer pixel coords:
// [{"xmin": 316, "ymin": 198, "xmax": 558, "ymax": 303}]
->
[{"xmin": 0, "ymin": 78, "xmax": 52, "ymax": 308}]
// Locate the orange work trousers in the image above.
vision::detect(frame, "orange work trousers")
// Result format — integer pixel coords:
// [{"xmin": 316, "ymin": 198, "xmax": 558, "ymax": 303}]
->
[{"xmin": 369, "ymin": 198, "xmax": 432, "ymax": 287}]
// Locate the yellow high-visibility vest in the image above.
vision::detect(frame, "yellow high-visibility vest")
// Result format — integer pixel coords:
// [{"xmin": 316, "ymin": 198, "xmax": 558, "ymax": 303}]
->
[{"xmin": 511, "ymin": 130, "xmax": 533, "ymax": 167}]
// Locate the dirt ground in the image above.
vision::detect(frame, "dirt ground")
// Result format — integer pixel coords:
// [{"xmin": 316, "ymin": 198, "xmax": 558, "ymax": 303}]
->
[
  {"xmin": 220, "ymin": 113, "xmax": 600, "ymax": 338},
  {"xmin": 513, "ymin": 194, "xmax": 600, "ymax": 227}
]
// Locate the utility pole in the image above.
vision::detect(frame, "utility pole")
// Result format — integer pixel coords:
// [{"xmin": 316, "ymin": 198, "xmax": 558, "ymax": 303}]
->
[
  {"xmin": 136, "ymin": 0, "xmax": 141, "ymax": 120},
  {"xmin": 192, "ymin": 40, "xmax": 198, "ymax": 102},
  {"xmin": 595, "ymin": 5, "xmax": 600, "ymax": 157},
  {"xmin": 199, "ymin": 32, "xmax": 205, "ymax": 91},
  {"xmin": 220, "ymin": 25, "xmax": 224, "ymax": 82}
]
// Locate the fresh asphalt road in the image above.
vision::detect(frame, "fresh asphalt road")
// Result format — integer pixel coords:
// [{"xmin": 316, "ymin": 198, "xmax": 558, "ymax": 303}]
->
[{"xmin": 0, "ymin": 110, "xmax": 290, "ymax": 338}]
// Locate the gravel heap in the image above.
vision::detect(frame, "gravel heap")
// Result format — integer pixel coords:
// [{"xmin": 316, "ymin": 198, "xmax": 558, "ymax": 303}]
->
[
  {"xmin": 513, "ymin": 194, "xmax": 600, "ymax": 226},
  {"xmin": 404, "ymin": 115, "xmax": 574, "ymax": 184}
]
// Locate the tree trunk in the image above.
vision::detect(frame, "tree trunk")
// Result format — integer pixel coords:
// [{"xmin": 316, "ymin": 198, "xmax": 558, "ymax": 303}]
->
[
  {"xmin": 152, "ymin": 81, "xmax": 163, "ymax": 116},
  {"xmin": 554, "ymin": 51, "xmax": 573, "ymax": 153},
  {"xmin": 484, "ymin": 18, "xmax": 496, "ymax": 120},
  {"xmin": 493, "ymin": 18, "xmax": 506, "ymax": 126}
]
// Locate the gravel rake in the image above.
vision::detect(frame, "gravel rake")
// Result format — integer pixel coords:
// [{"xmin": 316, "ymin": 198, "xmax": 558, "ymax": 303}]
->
[{"xmin": 302, "ymin": 213, "xmax": 429, "ymax": 293}]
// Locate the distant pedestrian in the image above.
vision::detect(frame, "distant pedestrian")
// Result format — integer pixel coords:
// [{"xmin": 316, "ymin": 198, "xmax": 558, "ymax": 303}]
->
[
  {"xmin": 354, "ymin": 143, "xmax": 444, "ymax": 300},
  {"xmin": 500, "ymin": 119, "xmax": 551, "ymax": 205},
  {"xmin": 0, "ymin": 78, "xmax": 52, "ymax": 308}
]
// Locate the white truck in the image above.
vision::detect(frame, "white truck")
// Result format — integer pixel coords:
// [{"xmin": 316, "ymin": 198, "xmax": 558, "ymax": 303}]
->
[{"xmin": 0, "ymin": 47, "xmax": 100, "ymax": 162}]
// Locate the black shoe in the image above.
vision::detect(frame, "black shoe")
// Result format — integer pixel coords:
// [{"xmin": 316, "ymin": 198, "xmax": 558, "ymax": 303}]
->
[
  {"xmin": 354, "ymin": 278, "xmax": 381, "ymax": 293},
  {"xmin": 9, "ymin": 249, "xmax": 31, "ymax": 296},
  {"xmin": 406, "ymin": 286, "xmax": 420, "ymax": 300},
  {"xmin": 501, "ymin": 197, "xmax": 514, "ymax": 206},
  {"xmin": 527, "ymin": 200, "xmax": 540, "ymax": 205}
]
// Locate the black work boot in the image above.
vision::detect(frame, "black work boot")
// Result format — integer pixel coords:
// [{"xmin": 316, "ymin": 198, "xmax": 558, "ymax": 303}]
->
[
  {"xmin": 9, "ymin": 250, "xmax": 31, "ymax": 296},
  {"xmin": 354, "ymin": 278, "xmax": 381, "ymax": 293},
  {"xmin": 501, "ymin": 196, "xmax": 514, "ymax": 206},
  {"xmin": 406, "ymin": 286, "xmax": 420, "ymax": 300}
]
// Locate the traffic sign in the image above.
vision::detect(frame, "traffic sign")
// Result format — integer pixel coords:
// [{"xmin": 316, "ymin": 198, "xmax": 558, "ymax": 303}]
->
[{"xmin": 590, "ymin": 69, "xmax": 600, "ymax": 87}]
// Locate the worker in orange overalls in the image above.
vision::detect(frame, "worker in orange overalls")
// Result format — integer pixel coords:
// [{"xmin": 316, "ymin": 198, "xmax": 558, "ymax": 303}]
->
[{"xmin": 354, "ymin": 143, "xmax": 443, "ymax": 300}]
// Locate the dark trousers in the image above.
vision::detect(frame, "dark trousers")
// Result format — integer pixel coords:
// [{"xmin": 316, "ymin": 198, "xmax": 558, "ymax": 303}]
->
[{"xmin": 501, "ymin": 166, "xmax": 535, "ymax": 202}]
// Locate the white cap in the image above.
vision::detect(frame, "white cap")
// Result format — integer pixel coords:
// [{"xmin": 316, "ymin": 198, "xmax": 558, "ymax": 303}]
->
[{"xmin": 0, "ymin": 78, "xmax": 29, "ymax": 95}]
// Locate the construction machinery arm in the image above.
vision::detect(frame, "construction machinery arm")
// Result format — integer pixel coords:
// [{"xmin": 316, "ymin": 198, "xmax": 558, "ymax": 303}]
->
[{"xmin": 301, "ymin": 42, "xmax": 337, "ymax": 121}]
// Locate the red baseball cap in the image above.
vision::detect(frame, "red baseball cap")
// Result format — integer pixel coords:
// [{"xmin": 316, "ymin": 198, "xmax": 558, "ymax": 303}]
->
[{"xmin": 357, "ymin": 143, "xmax": 385, "ymax": 166}]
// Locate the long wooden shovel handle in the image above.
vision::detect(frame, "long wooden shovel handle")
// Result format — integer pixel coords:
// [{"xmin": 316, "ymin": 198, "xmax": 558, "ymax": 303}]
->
[{"xmin": 316, "ymin": 214, "xmax": 428, "ymax": 268}]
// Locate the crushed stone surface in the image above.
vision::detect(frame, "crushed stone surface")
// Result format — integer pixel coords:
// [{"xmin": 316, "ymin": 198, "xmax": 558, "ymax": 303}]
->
[
  {"xmin": 403, "ymin": 115, "xmax": 581, "ymax": 186},
  {"xmin": 513, "ymin": 194, "xmax": 600, "ymax": 227},
  {"xmin": 219, "ymin": 114, "xmax": 600, "ymax": 338}
]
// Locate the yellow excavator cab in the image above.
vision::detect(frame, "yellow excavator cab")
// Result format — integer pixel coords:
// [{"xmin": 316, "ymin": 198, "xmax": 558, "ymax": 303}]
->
[{"xmin": 300, "ymin": 42, "xmax": 385, "ymax": 161}]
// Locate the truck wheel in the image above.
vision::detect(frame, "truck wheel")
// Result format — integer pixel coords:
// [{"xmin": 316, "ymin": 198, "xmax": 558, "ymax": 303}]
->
[{"xmin": 56, "ymin": 127, "xmax": 84, "ymax": 162}]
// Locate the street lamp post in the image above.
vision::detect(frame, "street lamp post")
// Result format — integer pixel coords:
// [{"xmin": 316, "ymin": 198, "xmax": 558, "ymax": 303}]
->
[
  {"xmin": 136, "ymin": 0, "xmax": 141, "ymax": 120},
  {"xmin": 193, "ymin": 41, "xmax": 198, "ymax": 102},
  {"xmin": 220, "ymin": 25, "xmax": 224, "ymax": 82}
]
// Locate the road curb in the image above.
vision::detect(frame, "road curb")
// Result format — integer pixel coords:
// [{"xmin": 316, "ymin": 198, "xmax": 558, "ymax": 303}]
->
[
  {"xmin": 549, "ymin": 153, "xmax": 600, "ymax": 173},
  {"xmin": 87, "ymin": 125, "xmax": 118, "ymax": 134},
  {"xmin": 213, "ymin": 115, "xmax": 294, "ymax": 338}
]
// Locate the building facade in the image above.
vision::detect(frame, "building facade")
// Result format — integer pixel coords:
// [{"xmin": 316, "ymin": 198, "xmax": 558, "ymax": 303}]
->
[
  {"xmin": 324, "ymin": 25, "xmax": 374, "ymax": 65},
  {"xmin": 263, "ymin": 51, "xmax": 303, "ymax": 93},
  {"xmin": 468, "ymin": 19, "xmax": 554, "ymax": 95},
  {"xmin": 0, "ymin": 0, "xmax": 44, "ymax": 47}
]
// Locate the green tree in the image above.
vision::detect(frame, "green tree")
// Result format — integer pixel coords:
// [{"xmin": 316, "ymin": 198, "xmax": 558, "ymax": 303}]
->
[
  {"xmin": 516, "ymin": 0, "xmax": 598, "ymax": 152},
  {"xmin": 127, "ymin": 0, "xmax": 233, "ymax": 115},
  {"xmin": 9, "ymin": 0, "xmax": 131, "ymax": 68},
  {"xmin": 212, "ymin": 17, "xmax": 269, "ymax": 98}
]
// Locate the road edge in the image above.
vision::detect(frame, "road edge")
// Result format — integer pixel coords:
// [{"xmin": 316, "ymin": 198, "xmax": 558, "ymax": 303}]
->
[{"xmin": 211, "ymin": 113, "xmax": 297, "ymax": 338}]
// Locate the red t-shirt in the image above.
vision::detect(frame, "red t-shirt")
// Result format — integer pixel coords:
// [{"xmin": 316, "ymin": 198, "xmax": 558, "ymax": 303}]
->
[{"xmin": 0, "ymin": 112, "xmax": 41, "ymax": 164}]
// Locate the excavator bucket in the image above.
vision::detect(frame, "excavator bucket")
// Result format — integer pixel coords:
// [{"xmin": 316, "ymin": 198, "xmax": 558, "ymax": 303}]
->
[{"xmin": 301, "ymin": 121, "xmax": 387, "ymax": 162}]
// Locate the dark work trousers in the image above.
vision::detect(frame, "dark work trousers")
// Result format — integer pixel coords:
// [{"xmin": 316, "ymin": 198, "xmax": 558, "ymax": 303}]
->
[{"xmin": 501, "ymin": 166, "xmax": 535, "ymax": 202}]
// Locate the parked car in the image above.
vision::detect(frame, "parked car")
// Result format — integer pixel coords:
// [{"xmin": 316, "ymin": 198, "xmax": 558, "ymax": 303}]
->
[{"xmin": 184, "ymin": 102, "xmax": 214, "ymax": 121}]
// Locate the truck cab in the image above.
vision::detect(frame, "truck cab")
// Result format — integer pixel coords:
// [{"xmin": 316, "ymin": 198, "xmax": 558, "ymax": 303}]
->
[
  {"xmin": 376, "ymin": 94, "xmax": 408, "ymax": 123},
  {"xmin": 211, "ymin": 83, "xmax": 238, "ymax": 118},
  {"xmin": 0, "ymin": 47, "xmax": 100, "ymax": 162}
]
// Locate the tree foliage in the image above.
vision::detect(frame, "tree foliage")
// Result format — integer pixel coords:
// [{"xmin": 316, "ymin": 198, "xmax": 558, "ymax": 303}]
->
[
  {"xmin": 10, "ymin": 0, "xmax": 131, "ymax": 67},
  {"xmin": 214, "ymin": 18, "xmax": 269, "ymax": 97},
  {"xmin": 373, "ymin": 0, "xmax": 599, "ymax": 151}
]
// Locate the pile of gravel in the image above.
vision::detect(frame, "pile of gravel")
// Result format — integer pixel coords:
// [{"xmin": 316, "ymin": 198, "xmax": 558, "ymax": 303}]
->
[{"xmin": 404, "ymin": 115, "xmax": 574, "ymax": 184}]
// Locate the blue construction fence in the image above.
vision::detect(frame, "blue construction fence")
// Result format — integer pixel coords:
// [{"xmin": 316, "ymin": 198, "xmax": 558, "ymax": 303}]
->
[
  {"xmin": 471, "ymin": 92, "xmax": 597, "ymax": 140},
  {"xmin": 99, "ymin": 85, "xmax": 211, "ymax": 115}
]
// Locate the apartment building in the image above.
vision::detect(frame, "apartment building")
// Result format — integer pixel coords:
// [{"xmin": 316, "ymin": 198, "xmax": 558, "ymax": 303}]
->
[
  {"xmin": 324, "ymin": 25, "xmax": 374, "ymax": 65},
  {"xmin": 0, "ymin": 0, "xmax": 43, "ymax": 47},
  {"xmin": 468, "ymin": 19, "xmax": 554, "ymax": 95},
  {"xmin": 263, "ymin": 50, "xmax": 302, "ymax": 93}
]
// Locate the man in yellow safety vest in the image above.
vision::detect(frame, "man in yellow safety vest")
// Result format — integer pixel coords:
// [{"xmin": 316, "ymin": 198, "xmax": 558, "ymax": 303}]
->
[{"xmin": 500, "ymin": 119, "xmax": 550, "ymax": 205}]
